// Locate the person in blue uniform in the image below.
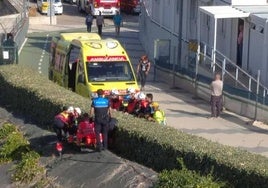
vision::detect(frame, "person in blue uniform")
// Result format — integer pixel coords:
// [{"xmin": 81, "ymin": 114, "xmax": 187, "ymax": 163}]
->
[{"xmin": 90, "ymin": 89, "xmax": 112, "ymax": 151}]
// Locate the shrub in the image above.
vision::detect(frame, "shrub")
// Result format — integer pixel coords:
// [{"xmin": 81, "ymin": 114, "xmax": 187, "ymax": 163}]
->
[
  {"xmin": 0, "ymin": 122, "xmax": 17, "ymax": 140},
  {"xmin": 11, "ymin": 151, "xmax": 45, "ymax": 184},
  {"xmin": 0, "ymin": 131, "xmax": 30, "ymax": 163},
  {"xmin": 0, "ymin": 120, "xmax": 51, "ymax": 186},
  {"xmin": 155, "ymin": 159, "xmax": 227, "ymax": 188}
]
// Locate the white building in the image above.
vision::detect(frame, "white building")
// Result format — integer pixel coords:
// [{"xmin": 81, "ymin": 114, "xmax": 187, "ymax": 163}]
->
[{"xmin": 139, "ymin": 0, "xmax": 268, "ymax": 121}]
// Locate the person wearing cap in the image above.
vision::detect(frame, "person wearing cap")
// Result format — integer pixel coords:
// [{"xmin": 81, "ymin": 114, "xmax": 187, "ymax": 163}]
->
[
  {"xmin": 151, "ymin": 102, "xmax": 166, "ymax": 125},
  {"xmin": 121, "ymin": 87, "xmax": 134, "ymax": 112},
  {"xmin": 137, "ymin": 93, "xmax": 154, "ymax": 119},
  {"xmin": 125, "ymin": 88, "xmax": 139, "ymax": 114},
  {"xmin": 136, "ymin": 92, "xmax": 148, "ymax": 118},
  {"xmin": 90, "ymin": 89, "xmax": 112, "ymax": 151},
  {"xmin": 137, "ymin": 55, "xmax": 151, "ymax": 91},
  {"xmin": 53, "ymin": 106, "xmax": 74, "ymax": 141},
  {"xmin": 109, "ymin": 89, "xmax": 122, "ymax": 111}
]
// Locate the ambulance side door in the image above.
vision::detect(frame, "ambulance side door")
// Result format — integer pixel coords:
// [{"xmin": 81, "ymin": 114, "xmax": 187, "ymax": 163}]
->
[
  {"xmin": 65, "ymin": 45, "xmax": 80, "ymax": 91},
  {"xmin": 76, "ymin": 57, "xmax": 90, "ymax": 98}
]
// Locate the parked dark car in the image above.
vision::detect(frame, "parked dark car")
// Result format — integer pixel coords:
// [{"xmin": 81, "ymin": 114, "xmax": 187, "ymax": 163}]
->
[{"xmin": 120, "ymin": 0, "xmax": 141, "ymax": 14}]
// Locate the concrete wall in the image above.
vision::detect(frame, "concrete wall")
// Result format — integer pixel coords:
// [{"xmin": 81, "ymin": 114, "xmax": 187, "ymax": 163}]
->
[{"xmin": 155, "ymin": 65, "xmax": 268, "ymax": 122}]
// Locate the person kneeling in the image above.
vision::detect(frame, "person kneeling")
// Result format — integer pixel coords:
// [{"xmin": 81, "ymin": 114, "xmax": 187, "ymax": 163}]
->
[
  {"xmin": 76, "ymin": 113, "xmax": 95, "ymax": 145},
  {"xmin": 151, "ymin": 102, "xmax": 166, "ymax": 126}
]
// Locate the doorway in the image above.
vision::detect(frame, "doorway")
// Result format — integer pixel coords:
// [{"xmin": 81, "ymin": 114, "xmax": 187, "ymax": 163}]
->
[{"xmin": 236, "ymin": 19, "xmax": 244, "ymax": 67}]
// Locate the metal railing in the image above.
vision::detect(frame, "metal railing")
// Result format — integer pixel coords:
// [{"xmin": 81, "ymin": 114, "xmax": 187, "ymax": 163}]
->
[
  {"xmin": 7, "ymin": 0, "xmax": 24, "ymax": 12},
  {"xmin": 196, "ymin": 42, "xmax": 268, "ymax": 105},
  {"xmin": 0, "ymin": 0, "xmax": 29, "ymax": 51}
]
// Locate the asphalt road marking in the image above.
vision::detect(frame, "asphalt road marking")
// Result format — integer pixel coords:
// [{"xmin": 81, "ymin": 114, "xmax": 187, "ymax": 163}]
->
[{"xmin": 39, "ymin": 34, "xmax": 50, "ymax": 74}]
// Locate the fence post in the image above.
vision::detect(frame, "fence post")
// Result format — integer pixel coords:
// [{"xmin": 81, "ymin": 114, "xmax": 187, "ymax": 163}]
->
[
  {"xmin": 222, "ymin": 58, "xmax": 226, "ymax": 83},
  {"xmin": 203, "ymin": 44, "xmax": 207, "ymax": 62},
  {"xmin": 153, "ymin": 58, "xmax": 156, "ymax": 82},
  {"xmin": 211, "ymin": 48, "xmax": 214, "ymax": 71},
  {"xmin": 254, "ymin": 70, "xmax": 260, "ymax": 120},
  {"xmin": 194, "ymin": 48, "xmax": 199, "ymax": 98}
]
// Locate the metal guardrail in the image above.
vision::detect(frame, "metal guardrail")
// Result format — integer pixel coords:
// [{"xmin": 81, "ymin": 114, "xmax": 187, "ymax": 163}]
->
[
  {"xmin": 195, "ymin": 41, "xmax": 268, "ymax": 105},
  {"xmin": 7, "ymin": 0, "xmax": 24, "ymax": 12},
  {"xmin": 0, "ymin": 0, "xmax": 29, "ymax": 52},
  {"xmin": 200, "ymin": 43, "xmax": 267, "ymax": 89}
]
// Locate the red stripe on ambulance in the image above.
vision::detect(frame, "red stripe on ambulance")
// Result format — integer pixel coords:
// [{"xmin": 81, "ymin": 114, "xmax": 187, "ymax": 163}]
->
[{"xmin": 87, "ymin": 56, "xmax": 127, "ymax": 62}]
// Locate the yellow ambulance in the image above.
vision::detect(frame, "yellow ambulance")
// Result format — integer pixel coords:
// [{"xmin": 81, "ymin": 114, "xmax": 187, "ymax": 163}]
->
[{"xmin": 49, "ymin": 32, "xmax": 139, "ymax": 98}]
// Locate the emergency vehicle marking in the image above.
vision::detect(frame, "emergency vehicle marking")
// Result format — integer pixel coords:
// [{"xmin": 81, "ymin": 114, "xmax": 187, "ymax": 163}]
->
[
  {"xmin": 106, "ymin": 41, "xmax": 118, "ymax": 49},
  {"xmin": 87, "ymin": 56, "xmax": 127, "ymax": 62},
  {"xmin": 86, "ymin": 42, "xmax": 102, "ymax": 49}
]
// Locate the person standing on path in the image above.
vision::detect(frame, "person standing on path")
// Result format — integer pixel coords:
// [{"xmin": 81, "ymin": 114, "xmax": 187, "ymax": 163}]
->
[
  {"xmin": 210, "ymin": 73, "xmax": 223, "ymax": 118},
  {"xmin": 89, "ymin": 89, "xmax": 112, "ymax": 152},
  {"xmin": 96, "ymin": 11, "xmax": 105, "ymax": 36},
  {"xmin": 137, "ymin": 55, "xmax": 151, "ymax": 91},
  {"xmin": 113, "ymin": 11, "xmax": 122, "ymax": 36},
  {"xmin": 85, "ymin": 12, "xmax": 93, "ymax": 32}
]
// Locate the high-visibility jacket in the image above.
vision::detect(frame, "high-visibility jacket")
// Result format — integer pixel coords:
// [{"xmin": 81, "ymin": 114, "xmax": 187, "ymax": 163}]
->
[
  {"xmin": 110, "ymin": 98, "xmax": 122, "ymax": 111},
  {"xmin": 77, "ymin": 120, "xmax": 95, "ymax": 140},
  {"xmin": 127, "ymin": 98, "xmax": 138, "ymax": 114},
  {"xmin": 153, "ymin": 110, "xmax": 166, "ymax": 125},
  {"xmin": 55, "ymin": 111, "xmax": 71, "ymax": 125}
]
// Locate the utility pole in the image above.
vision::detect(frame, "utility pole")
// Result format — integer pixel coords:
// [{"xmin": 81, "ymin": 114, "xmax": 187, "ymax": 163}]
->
[{"xmin": 50, "ymin": 0, "xmax": 52, "ymax": 25}]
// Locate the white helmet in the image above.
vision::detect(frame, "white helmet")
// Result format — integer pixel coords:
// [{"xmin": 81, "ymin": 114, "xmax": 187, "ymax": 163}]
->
[
  {"xmin": 111, "ymin": 89, "xmax": 119, "ymax": 95},
  {"xmin": 138, "ymin": 92, "xmax": 146, "ymax": 100},
  {"xmin": 91, "ymin": 93, "xmax": 98, "ymax": 99},
  {"xmin": 127, "ymin": 87, "xmax": 135, "ymax": 94},
  {"xmin": 67, "ymin": 106, "xmax": 74, "ymax": 113},
  {"xmin": 74, "ymin": 107, "xmax": 82, "ymax": 115},
  {"xmin": 134, "ymin": 92, "xmax": 140, "ymax": 99}
]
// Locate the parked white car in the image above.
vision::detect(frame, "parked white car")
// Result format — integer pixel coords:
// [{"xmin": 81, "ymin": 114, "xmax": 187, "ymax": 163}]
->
[{"xmin": 37, "ymin": 0, "xmax": 63, "ymax": 15}]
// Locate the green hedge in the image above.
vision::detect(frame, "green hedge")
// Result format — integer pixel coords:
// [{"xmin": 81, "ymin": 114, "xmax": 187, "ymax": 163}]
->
[
  {"xmin": 0, "ymin": 65, "xmax": 90, "ymax": 129},
  {"xmin": 1, "ymin": 65, "xmax": 268, "ymax": 187}
]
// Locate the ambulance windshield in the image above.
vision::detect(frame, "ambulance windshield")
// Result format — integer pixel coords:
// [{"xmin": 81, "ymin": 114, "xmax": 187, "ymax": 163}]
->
[{"xmin": 87, "ymin": 61, "xmax": 135, "ymax": 82}]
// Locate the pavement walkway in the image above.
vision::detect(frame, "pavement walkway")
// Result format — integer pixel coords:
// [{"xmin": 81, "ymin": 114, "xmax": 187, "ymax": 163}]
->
[{"xmin": 27, "ymin": 17, "xmax": 268, "ymax": 158}]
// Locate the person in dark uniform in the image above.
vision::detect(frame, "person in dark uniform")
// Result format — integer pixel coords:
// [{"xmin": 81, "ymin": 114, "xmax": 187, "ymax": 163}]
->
[
  {"xmin": 136, "ymin": 55, "xmax": 151, "ymax": 91},
  {"xmin": 89, "ymin": 89, "xmax": 112, "ymax": 151}
]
